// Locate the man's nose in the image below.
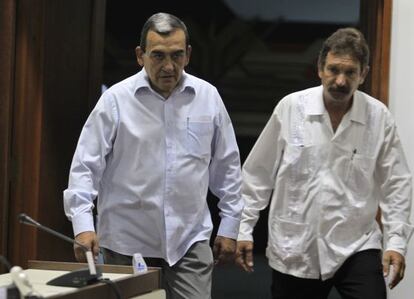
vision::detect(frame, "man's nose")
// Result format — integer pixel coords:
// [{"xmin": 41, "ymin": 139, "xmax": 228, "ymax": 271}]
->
[
  {"xmin": 162, "ymin": 55, "xmax": 174, "ymax": 71},
  {"xmin": 335, "ymin": 74, "xmax": 346, "ymax": 86}
]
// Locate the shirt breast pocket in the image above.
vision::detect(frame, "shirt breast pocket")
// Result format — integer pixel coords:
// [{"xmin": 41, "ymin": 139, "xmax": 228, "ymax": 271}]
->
[
  {"xmin": 283, "ymin": 143, "xmax": 318, "ymax": 182},
  {"xmin": 185, "ymin": 118, "xmax": 214, "ymax": 159},
  {"xmin": 346, "ymin": 153, "xmax": 376, "ymax": 198}
]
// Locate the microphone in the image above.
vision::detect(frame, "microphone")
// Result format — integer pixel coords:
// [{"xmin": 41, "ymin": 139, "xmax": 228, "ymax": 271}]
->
[
  {"xmin": 18, "ymin": 213, "xmax": 90, "ymax": 253},
  {"xmin": 18, "ymin": 213, "xmax": 102, "ymax": 287}
]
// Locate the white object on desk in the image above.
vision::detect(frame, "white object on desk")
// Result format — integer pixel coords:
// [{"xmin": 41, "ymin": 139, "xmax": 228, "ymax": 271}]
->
[
  {"xmin": 133, "ymin": 253, "xmax": 148, "ymax": 274},
  {"xmin": 10, "ymin": 266, "xmax": 37, "ymax": 297}
]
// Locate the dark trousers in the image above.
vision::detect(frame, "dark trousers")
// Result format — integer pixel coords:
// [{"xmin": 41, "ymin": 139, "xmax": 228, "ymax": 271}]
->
[{"xmin": 271, "ymin": 249, "xmax": 386, "ymax": 299}]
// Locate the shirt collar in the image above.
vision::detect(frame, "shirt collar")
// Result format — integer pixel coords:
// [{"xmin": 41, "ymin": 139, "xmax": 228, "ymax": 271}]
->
[
  {"xmin": 305, "ymin": 85, "xmax": 367, "ymax": 125},
  {"xmin": 304, "ymin": 85, "xmax": 325, "ymax": 116},
  {"xmin": 347, "ymin": 90, "xmax": 367, "ymax": 125}
]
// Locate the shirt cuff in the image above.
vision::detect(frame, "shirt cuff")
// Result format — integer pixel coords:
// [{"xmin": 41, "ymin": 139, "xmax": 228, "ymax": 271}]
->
[
  {"xmin": 237, "ymin": 232, "xmax": 253, "ymax": 242},
  {"xmin": 384, "ymin": 247, "xmax": 406, "ymax": 257},
  {"xmin": 385, "ymin": 235, "xmax": 409, "ymax": 256},
  {"xmin": 236, "ymin": 220, "xmax": 254, "ymax": 241},
  {"xmin": 384, "ymin": 223, "xmax": 414, "ymax": 256},
  {"xmin": 72, "ymin": 212, "xmax": 95, "ymax": 237},
  {"xmin": 217, "ymin": 216, "xmax": 240, "ymax": 240}
]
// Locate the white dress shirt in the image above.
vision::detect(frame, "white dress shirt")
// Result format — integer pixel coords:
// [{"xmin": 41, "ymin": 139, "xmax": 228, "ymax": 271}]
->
[
  {"xmin": 64, "ymin": 69, "xmax": 243, "ymax": 265},
  {"xmin": 238, "ymin": 86, "xmax": 413, "ymax": 280}
]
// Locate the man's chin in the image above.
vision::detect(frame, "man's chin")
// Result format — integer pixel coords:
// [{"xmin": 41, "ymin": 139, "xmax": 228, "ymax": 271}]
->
[
  {"xmin": 158, "ymin": 80, "xmax": 176, "ymax": 89},
  {"xmin": 159, "ymin": 78, "xmax": 176, "ymax": 86}
]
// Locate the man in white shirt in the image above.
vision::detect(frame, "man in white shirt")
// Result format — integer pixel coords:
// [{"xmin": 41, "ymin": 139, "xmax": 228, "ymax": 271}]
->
[
  {"xmin": 63, "ymin": 12, "xmax": 243, "ymax": 299},
  {"xmin": 236, "ymin": 27, "xmax": 413, "ymax": 299}
]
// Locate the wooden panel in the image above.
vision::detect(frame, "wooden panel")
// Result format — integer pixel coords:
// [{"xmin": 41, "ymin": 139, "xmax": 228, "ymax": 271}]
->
[
  {"xmin": 360, "ymin": 0, "xmax": 392, "ymax": 105},
  {"xmin": 7, "ymin": 0, "xmax": 106, "ymax": 268},
  {"xmin": 87, "ymin": 0, "xmax": 107, "ymax": 111},
  {"xmin": 36, "ymin": 0, "xmax": 103, "ymax": 263},
  {"xmin": 8, "ymin": 0, "xmax": 46, "ymax": 269},
  {"xmin": 26, "ymin": 261, "xmax": 161, "ymax": 299},
  {"xmin": 0, "ymin": 0, "xmax": 16, "ymax": 274},
  {"xmin": 379, "ymin": 0, "xmax": 392, "ymax": 105},
  {"xmin": 27, "ymin": 260, "xmax": 158, "ymax": 274}
]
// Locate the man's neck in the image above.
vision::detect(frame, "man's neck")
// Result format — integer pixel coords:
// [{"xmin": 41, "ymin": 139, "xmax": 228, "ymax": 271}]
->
[{"xmin": 324, "ymin": 96, "xmax": 353, "ymax": 132}]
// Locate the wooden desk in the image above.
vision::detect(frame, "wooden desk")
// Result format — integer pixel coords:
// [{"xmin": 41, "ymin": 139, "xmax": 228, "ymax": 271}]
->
[{"xmin": 0, "ymin": 261, "xmax": 165, "ymax": 299}]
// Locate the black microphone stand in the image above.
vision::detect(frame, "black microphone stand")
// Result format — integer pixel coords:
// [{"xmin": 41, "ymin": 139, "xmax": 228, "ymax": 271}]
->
[
  {"xmin": 0, "ymin": 255, "xmax": 11, "ymax": 271},
  {"xmin": 18, "ymin": 213, "xmax": 102, "ymax": 287}
]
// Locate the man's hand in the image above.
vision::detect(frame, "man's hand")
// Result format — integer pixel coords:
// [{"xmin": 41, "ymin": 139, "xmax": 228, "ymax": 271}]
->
[
  {"xmin": 383, "ymin": 250, "xmax": 405, "ymax": 289},
  {"xmin": 74, "ymin": 231, "xmax": 99, "ymax": 262},
  {"xmin": 213, "ymin": 236, "xmax": 236, "ymax": 265},
  {"xmin": 236, "ymin": 240, "xmax": 254, "ymax": 272}
]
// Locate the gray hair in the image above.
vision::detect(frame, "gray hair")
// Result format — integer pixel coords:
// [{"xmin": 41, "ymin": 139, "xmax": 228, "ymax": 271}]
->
[{"xmin": 140, "ymin": 12, "xmax": 189, "ymax": 52}]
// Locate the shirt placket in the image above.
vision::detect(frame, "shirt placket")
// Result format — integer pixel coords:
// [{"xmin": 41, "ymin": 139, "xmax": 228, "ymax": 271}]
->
[{"xmin": 164, "ymin": 99, "xmax": 176, "ymax": 262}]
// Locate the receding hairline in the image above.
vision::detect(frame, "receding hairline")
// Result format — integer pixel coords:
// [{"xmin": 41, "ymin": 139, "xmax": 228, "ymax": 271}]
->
[
  {"xmin": 140, "ymin": 12, "xmax": 189, "ymax": 52},
  {"xmin": 151, "ymin": 13, "xmax": 178, "ymax": 34}
]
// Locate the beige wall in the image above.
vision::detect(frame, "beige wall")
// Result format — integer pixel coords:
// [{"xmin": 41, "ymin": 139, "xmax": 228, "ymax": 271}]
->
[{"xmin": 388, "ymin": 0, "xmax": 414, "ymax": 298}]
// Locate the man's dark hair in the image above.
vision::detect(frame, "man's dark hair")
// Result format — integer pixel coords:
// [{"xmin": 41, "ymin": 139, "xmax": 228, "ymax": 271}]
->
[
  {"xmin": 140, "ymin": 12, "xmax": 190, "ymax": 53},
  {"xmin": 318, "ymin": 27, "xmax": 369, "ymax": 70}
]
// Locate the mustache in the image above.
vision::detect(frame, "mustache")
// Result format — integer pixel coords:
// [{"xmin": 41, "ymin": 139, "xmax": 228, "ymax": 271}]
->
[{"xmin": 329, "ymin": 86, "xmax": 350, "ymax": 94}]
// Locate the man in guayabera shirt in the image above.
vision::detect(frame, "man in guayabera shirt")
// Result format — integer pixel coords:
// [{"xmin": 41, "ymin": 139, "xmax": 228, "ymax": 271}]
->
[
  {"xmin": 236, "ymin": 27, "xmax": 413, "ymax": 299},
  {"xmin": 63, "ymin": 12, "xmax": 243, "ymax": 299}
]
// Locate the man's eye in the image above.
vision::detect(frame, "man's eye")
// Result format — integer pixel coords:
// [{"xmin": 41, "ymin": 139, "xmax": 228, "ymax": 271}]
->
[
  {"xmin": 327, "ymin": 67, "xmax": 339, "ymax": 74},
  {"xmin": 172, "ymin": 52, "xmax": 184, "ymax": 60},
  {"xmin": 346, "ymin": 70, "xmax": 356, "ymax": 77},
  {"xmin": 151, "ymin": 53, "xmax": 164, "ymax": 60}
]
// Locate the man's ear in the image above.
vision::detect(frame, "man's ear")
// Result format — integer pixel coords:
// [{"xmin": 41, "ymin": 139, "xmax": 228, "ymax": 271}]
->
[
  {"xmin": 185, "ymin": 45, "xmax": 192, "ymax": 66},
  {"xmin": 135, "ymin": 46, "xmax": 145, "ymax": 67},
  {"xmin": 359, "ymin": 66, "xmax": 370, "ymax": 85},
  {"xmin": 317, "ymin": 67, "xmax": 323, "ymax": 80}
]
